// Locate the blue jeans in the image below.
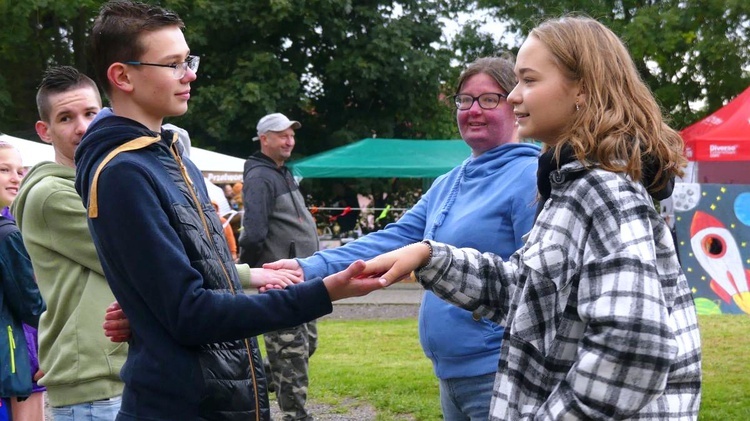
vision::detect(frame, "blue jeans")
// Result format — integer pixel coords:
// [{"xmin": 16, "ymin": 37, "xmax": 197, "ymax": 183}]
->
[
  {"xmin": 439, "ymin": 373, "xmax": 495, "ymax": 421},
  {"xmin": 49, "ymin": 396, "xmax": 122, "ymax": 421}
]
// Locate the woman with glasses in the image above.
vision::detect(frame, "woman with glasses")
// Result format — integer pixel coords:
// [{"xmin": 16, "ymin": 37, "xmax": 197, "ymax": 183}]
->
[{"xmin": 267, "ymin": 56, "xmax": 540, "ymax": 420}]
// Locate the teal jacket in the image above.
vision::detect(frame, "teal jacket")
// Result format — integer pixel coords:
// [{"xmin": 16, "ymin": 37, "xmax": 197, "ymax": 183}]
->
[{"xmin": 0, "ymin": 216, "xmax": 45, "ymax": 398}]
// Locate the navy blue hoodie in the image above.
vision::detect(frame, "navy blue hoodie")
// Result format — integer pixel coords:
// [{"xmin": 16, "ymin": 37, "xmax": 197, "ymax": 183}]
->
[{"xmin": 75, "ymin": 109, "xmax": 332, "ymax": 420}]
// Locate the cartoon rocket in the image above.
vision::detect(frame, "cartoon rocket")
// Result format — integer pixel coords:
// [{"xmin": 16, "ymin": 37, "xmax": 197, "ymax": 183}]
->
[{"xmin": 690, "ymin": 211, "xmax": 750, "ymax": 314}]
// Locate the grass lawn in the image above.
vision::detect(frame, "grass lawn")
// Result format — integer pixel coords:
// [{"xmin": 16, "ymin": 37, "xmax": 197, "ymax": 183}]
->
[
  {"xmin": 697, "ymin": 315, "xmax": 750, "ymax": 420},
  {"xmin": 297, "ymin": 314, "xmax": 750, "ymax": 420}
]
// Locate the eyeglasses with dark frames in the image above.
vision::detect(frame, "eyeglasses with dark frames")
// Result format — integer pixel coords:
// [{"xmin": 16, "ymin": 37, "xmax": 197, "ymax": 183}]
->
[
  {"xmin": 453, "ymin": 92, "xmax": 508, "ymax": 110},
  {"xmin": 124, "ymin": 55, "xmax": 200, "ymax": 79}
]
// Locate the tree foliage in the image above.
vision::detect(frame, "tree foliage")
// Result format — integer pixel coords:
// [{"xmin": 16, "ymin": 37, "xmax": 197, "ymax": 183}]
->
[
  {"xmin": 167, "ymin": 0, "xmax": 466, "ymax": 157},
  {"xmin": 0, "ymin": 0, "xmax": 466, "ymax": 156},
  {"xmin": 476, "ymin": 0, "xmax": 750, "ymax": 128},
  {"xmin": 3, "ymin": 0, "xmax": 746, "ymax": 152},
  {"xmin": 0, "ymin": 0, "xmax": 101, "ymax": 138}
]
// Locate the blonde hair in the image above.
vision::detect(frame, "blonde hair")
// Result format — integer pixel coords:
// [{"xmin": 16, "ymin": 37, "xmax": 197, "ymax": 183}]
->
[
  {"xmin": 0, "ymin": 141, "xmax": 19, "ymax": 157},
  {"xmin": 532, "ymin": 16, "xmax": 686, "ymax": 193}
]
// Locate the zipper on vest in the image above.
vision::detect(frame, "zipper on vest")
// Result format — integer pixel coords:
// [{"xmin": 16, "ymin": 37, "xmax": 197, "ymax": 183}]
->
[
  {"xmin": 169, "ymin": 140, "xmax": 262, "ymax": 421},
  {"xmin": 7, "ymin": 326, "xmax": 15, "ymax": 373}
]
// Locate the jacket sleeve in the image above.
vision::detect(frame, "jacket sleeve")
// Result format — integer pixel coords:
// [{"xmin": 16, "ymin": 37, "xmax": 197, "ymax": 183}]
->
[
  {"xmin": 417, "ymin": 240, "xmax": 518, "ymax": 324},
  {"xmin": 0, "ymin": 232, "xmax": 46, "ymax": 328},
  {"xmin": 238, "ymin": 172, "xmax": 274, "ymax": 265},
  {"xmin": 299, "ymin": 190, "xmax": 431, "ymax": 280},
  {"xmin": 90, "ymin": 162, "xmax": 331, "ymax": 346},
  {"xmin": 538, "ymin": 188, "xmax": 677, "ymax": 419},
  {"xmin": 235, "ymin": 264, "xmax": 252, "ymax": 289},
  {"xmin": 38, "ymin": 186, "xmax": 105, "ymax": 276}
]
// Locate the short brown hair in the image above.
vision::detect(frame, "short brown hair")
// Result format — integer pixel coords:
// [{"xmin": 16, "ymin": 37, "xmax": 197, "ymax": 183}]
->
[
  {"xmin": 36, "ymin": 66, "xmax": 100, "ymax": 122},
  {"xmin": 88, "ymin": 0, "xmax": 183, "ymax": 98}
]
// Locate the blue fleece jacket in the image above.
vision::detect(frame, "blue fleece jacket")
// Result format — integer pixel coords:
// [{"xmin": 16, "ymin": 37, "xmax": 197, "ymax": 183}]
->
[{"xmin": 300, "ymin": 142, "xmax": 539, "ymax": 379}]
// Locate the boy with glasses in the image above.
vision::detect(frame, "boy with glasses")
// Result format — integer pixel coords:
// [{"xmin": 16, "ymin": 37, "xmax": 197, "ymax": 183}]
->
[{"xmin": 75, "ymin": 1, "xmax": 382, "ymax": 419}]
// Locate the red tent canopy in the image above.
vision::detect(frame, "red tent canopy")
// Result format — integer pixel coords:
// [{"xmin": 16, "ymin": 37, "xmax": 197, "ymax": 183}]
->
[{"xmin": 682, "ymin": 86, "xmax": 750, "ymax": 162}]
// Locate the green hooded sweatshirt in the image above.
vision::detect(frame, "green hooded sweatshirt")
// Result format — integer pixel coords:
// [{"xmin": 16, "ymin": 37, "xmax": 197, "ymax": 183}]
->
[
  {"xmin": 11, "ymin": 161, "xmax": 256, "ymax": 407},
  {"xmin": 11, "ymin": 161, "xmax": 127, "ymax": 407}
]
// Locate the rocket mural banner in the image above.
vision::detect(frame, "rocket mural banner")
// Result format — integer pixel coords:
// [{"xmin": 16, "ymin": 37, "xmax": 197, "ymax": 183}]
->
[{"xmin": 674, "ymin": 183, "xmax": 750, "ymax": 315}]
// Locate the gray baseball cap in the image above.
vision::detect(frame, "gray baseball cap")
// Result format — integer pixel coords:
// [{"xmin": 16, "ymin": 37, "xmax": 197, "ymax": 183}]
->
[{"xmin": 252, "ymin": 113, "xmax": 301, "ymax": 141}]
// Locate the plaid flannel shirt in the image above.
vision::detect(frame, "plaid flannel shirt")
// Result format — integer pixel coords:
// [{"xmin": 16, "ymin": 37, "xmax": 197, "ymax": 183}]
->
[{"xmin": 418, "ymin": 165, "xmax": 701, "ymax": 420}]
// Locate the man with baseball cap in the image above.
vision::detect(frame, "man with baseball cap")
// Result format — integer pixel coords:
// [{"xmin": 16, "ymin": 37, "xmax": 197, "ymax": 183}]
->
[
  {"xmin": 239, "ymin": 112, "xmax": 319, "ymax": 420},
  {"xmin": 252, "ymin": 113, "xmax": 301, "ymax": 142}
]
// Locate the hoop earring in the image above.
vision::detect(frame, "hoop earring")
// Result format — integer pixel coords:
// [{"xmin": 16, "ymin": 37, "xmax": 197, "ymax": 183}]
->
[{"xmin": 575, "ymin": 103, "xmax": 580, "ymax": 111}]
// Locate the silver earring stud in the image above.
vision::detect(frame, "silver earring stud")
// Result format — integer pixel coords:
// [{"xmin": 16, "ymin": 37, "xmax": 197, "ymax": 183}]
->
[{"xmin": 575, "ymin": 103, "xmax": 580, "ymax": 111}]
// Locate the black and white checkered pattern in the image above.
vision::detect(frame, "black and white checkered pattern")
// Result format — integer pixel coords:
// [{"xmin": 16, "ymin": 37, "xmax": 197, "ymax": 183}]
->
[{"xmin": 418, "ymin": 165, "xmax": 701, "ymax": 420}]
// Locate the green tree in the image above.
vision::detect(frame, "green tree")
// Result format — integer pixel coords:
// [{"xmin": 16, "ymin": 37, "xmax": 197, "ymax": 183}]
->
[
  {"xmin": 476, "ymin": 0, "xmax": 750, "ymax": 128},
  {"xmin": 1, "ymin": 0, "xmax": 467, "ymax": 154},
  {"xmin": 168, "ymin": 0, "xmax": 465, "ymax": 157},
  {"xmin": 0, "ymin": 0, "xmax": 101, "ymax": 137}
]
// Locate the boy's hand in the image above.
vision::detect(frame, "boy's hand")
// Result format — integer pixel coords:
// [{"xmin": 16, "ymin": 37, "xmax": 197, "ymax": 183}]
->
[{"xmin": 103, "ymin": 301, "xmax": 131, "ymax": 343}]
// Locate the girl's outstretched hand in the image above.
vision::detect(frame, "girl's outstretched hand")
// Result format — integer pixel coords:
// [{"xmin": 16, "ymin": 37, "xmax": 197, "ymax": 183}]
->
[
  {"xmin": 323, "ymin": 260, "xmax": 383, "ymax": 301},
  {"xmin": 323, "ymin": 242, "xmax": 432, "ymax": 302},
  {"xmin": 362, "ymin": 242, "xmax": 432, "ymax": 287}
]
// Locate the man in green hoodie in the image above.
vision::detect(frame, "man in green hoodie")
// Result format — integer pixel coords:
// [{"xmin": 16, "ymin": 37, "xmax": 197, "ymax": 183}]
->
[{"xmin": 11, "ymin": 66, "xmax": 126, "ymax": 419}]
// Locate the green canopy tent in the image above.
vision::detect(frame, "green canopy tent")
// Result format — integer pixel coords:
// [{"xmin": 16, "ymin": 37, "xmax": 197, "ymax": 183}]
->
[
  {"xmin": 288, "ymin": 138, "xmax": 471, "ymax": 241},
  {"xmin": 288, "ymin": 138, "xmax": 471, "ymax": 180}
]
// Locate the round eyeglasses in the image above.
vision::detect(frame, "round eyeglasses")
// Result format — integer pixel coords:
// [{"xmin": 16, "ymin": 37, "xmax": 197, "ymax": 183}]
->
[
  {"xmin": 453, "ymin": 92, "xmax": 507, "ymax": 110},
  {"xmin": 124, "ymin": 55, "xmax": 200, "ymax": 79}
]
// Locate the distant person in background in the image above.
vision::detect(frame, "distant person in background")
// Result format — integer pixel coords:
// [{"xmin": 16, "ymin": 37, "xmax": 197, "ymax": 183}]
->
[
  {"xmin": 0, "ymin": 141, "xmax": 46, "ymax": 419},
  {"xmin": 266, "ymin": 56, "xmax": 540, "ymax": 420},
  {"xmin": 239, "ymin": 113, "xmax": 320, "ymax": 421},
  {"xmin": 232, "ymin": 182, "xmax": 244, "ymax": 210},
  {"xmin": 330, "ymin": 182, "xmax": 360, "ymax": 234},
  {"xmin": 224, "ymin": 183, "xmax": 235, "ymax": 201},
  {"xmin": 212, "ymin": 201, "xmax": 238, "ymax": 260}
]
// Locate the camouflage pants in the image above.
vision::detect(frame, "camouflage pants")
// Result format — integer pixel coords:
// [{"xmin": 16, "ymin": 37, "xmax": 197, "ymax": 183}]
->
[{"xmin": 263, "ymin": 320, "xmax": 318, "ymax": 421}]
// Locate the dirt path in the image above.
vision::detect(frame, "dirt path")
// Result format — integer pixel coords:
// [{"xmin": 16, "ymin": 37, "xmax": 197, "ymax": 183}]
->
[{"xmin": 324, "ymin": 303, "xmax": 420, "ymax": 320}]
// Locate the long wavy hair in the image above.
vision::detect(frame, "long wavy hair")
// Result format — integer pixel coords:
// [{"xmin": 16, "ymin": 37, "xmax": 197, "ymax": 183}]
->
[{"xmin": 532, "ymin": 16, "xmax": 686, "ymax": 193}]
